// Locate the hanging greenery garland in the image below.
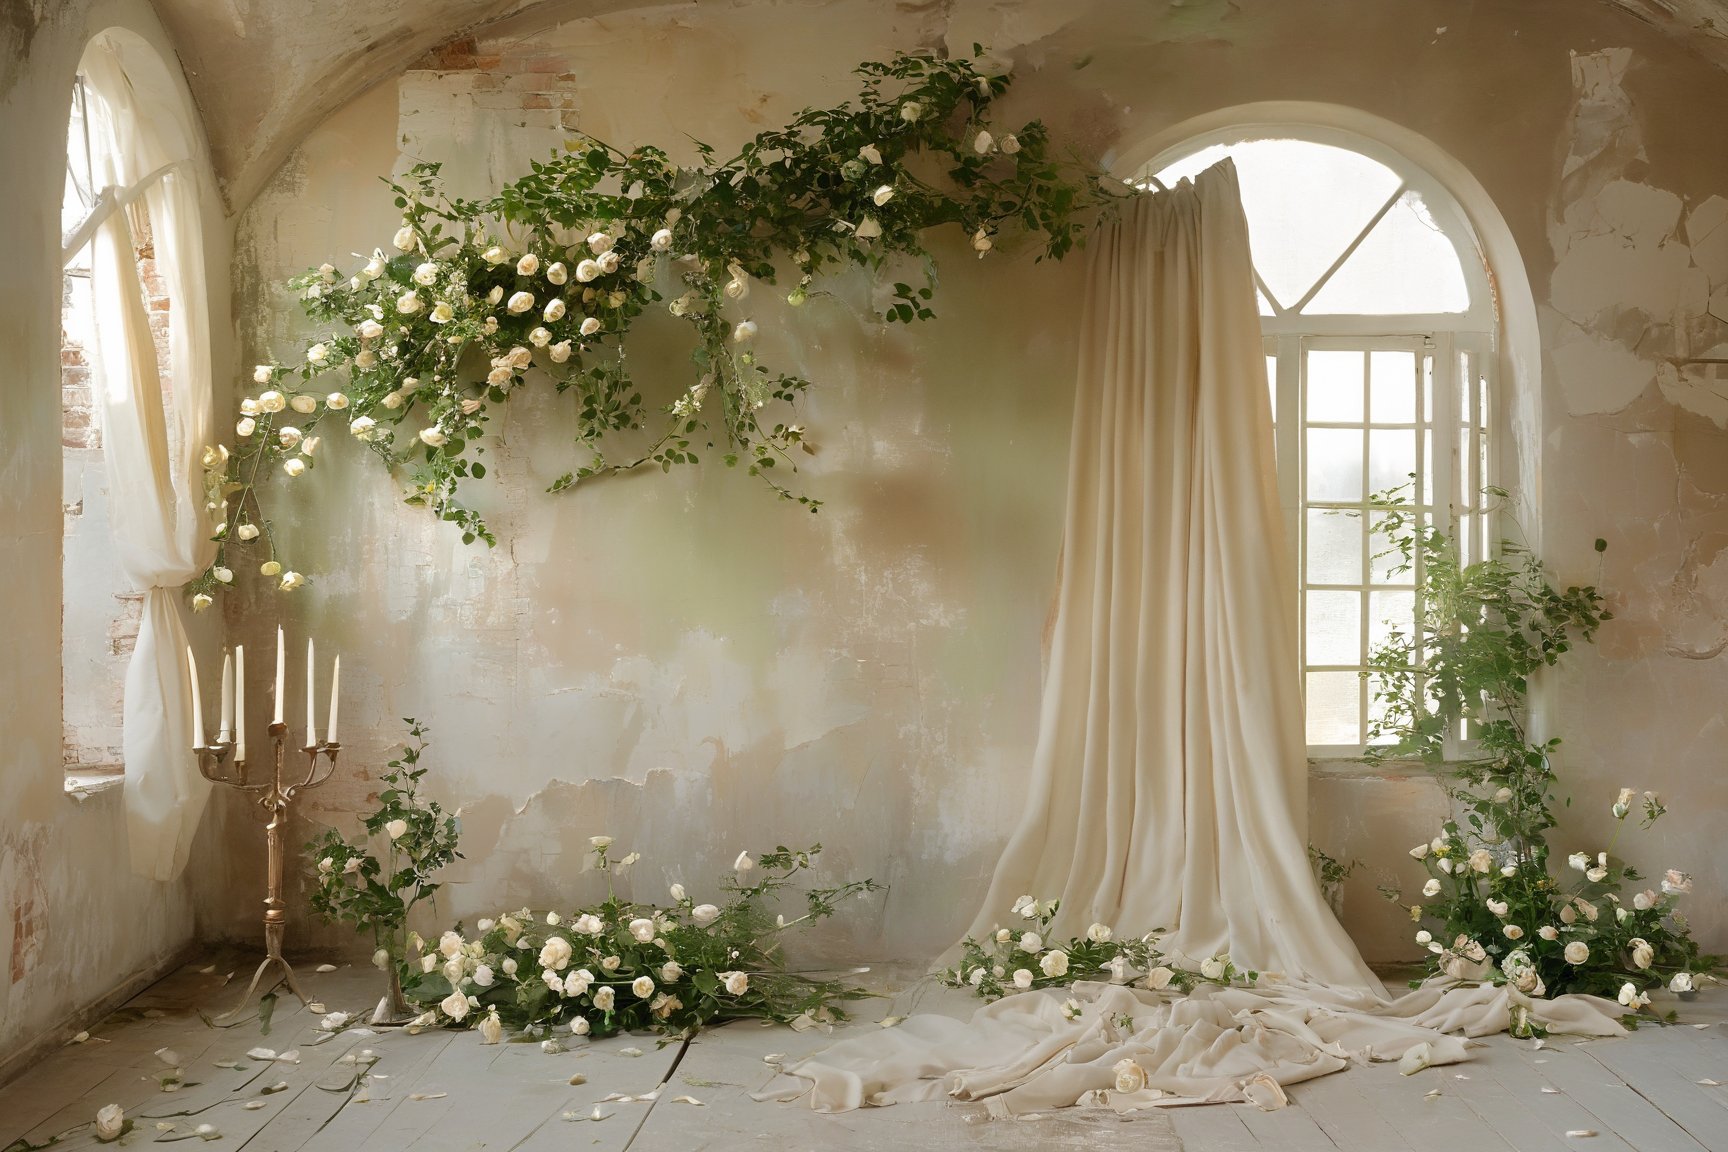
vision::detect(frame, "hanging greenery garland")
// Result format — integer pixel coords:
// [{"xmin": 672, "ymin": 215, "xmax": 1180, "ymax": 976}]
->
[{"xmin": 189, "ymin": 50, "xmax": 1119, "ymax": 603}]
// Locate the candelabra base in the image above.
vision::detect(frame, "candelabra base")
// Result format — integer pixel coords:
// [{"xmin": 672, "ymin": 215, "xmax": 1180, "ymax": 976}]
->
[
  {"xmin": 369, "ymin": 962, "xmax": 419, "ymax": 1027},
  {"xmin": 218, "ymin": 950, "xmax": 311, "ymax": 1022}
]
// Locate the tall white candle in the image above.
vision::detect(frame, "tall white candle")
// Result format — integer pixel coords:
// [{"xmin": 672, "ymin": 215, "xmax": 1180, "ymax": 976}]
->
[
  {"xmin": 186, "ymin": 645, "xmax": 204, "ymax": 744},
  {"xmin": 306, "ymin": 638, "xmax": 317, "ymax": 746},
  {"xmin": 327, "ymin": 654, "xmax": 340, "ymax": 744},
  {"xmin": 219, "ymin": 653, "xmax": 234, "ymax": 741},
  {"xmin": 235, "ymin": 646, "xmax": 247, "ymax": 762},
  {"xmin": 273, "ymin": 626, "xmax": 285, "ymax": 724}
]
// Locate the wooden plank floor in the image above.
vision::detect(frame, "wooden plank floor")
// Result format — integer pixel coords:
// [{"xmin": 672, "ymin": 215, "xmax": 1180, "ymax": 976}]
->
[{"xmin": 3, "ymin": 952, "xmax": 1722, "ymax": 1151}]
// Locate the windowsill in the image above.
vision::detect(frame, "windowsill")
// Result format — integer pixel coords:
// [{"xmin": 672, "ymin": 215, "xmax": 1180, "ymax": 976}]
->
[
  {"xmin": 65, "ymin": 771, "xmax": 123, "ymax": 799},
  {"xmin": 1308, "ymin": 756, "xmax": 1450, "ymax": 780}
]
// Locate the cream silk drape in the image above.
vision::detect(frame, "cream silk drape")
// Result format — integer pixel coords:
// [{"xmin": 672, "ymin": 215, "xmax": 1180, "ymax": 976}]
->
[
  {"xmin": 83, "ymin": 36, "xmax": 216, "ymax": 880},
  {"xmin": 969, "ymin": 160, "xmax": 1376, "ymax": 988},
  {"xmin": 758, "ymin": 162, "xmax": 1627, "ymax": 1114}
]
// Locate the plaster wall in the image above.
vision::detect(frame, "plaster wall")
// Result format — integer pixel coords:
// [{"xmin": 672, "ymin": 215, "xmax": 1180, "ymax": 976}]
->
[
  {"xmin": 210, "ymin": 0, "xmax": 1728, "ymax": 968},
  {"xmin": 0, "ymin": 0, "xmax": 232, "ymax": 1066}
]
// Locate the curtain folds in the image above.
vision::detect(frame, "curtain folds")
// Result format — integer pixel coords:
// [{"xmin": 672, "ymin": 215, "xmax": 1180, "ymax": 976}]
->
[
  {"xmin": 966, "ymin": 160, "xmax": 1376, "ymax": 989},
  {"xmin": 83, "ymin": 36, "xmax": 215, "ymax": 880}
]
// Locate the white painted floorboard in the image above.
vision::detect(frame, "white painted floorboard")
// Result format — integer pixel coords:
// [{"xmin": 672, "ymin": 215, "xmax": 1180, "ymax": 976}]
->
[{"xmin": 3, "ymin": 953, "xmax": 1723, "ymax": 1151}]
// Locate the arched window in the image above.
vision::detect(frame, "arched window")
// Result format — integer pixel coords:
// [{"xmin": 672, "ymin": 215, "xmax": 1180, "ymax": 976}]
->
[{"xmin": 1142, "ymin": 128, "xmax": 1497, "ymax": 753}]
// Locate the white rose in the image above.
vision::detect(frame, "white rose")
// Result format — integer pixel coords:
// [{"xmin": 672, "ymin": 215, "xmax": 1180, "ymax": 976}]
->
[
  {"xmin": 259, "ymin": 390, "xmax": 288, "ymax": 413},
  {"xmin": 412, "ymin": 262, "xmax": 438, "ymax": 286},
  {"xmin": 1409, "ymin": 843, "xmax": 1430, "ymax": 859},
  {"xmin": 629, "ymin": 918, "xmax": 656, "ymax": 943},
  {"xmin": 1000, "ymin": 133, "xmax": 1021, "ymax": 154},
  {"xmin": 1503, "ymin": 924, "xmax": 1525, "ymax": 940},
  {"xmin": 396, "ymin": 290, "xmax": 422, "ymax": 315},
  {"xmin": 300, "ymin": 436, "xmax": 321, "ymax": 457},
  {"xmin": 859, "ymin": 144, "xmax": 882, "ymax": 165},
  {"xmin": 855, "ymin": 217, "xmax": 882, "ymax": 240},
  {"xmin": 669, "ymin": 883, "xmax": 687, "ymax": 903},
  {"xmin": 1564, "ymin": 941, "xmax": 1590, "ymax": 964},
  {"xmin": 711, "ymin": 970, "xmax": 745, "ymax": 996},
  {"xmin": 545, "ymin": 261, "xmax": 568, "ymax": 285},
  {"xmin": 392, "ymin": 224, "xmax": 416, "ymax": 251},
  {"xmin": 575, "ymin": 259, "xmax": 601, "ymax": 283},
  {"xmin": 259, "ymin": 560, "xmax": 282, "ymax": 577},
  {"xmin": 1486, "ymin": 899, "xmax": 1508, "ymax": 916},
  {"xmin": 650, "ymin": 229, "xmax": 673, "ymax": 252},
  {"xmin": 501, "ymin": 957, "xmax": 517, "ymax": 976},
  {"xmin": 1423, "ymin": 879, "xmax": 1441, "ymax": 897},
  {"xmin": 1438, "ymin": 858, "xmax": 1454, "ymax": 874},
  {"xmin": 900, "ymin": 100, "xmax": 922, "ymax": 121},
  {"xmin": 382, "ymin": 389, "xmax": 405, "ymax": 409},
  {"xmin": 1538, "ymin": 925, "xmax": 1559, "ymax": 941},
  {"xmin": 439, "ymin": 990, "xmax": 471, "ymax": 1022},
  {"xmin": 589, "ymin": 835, "xmax": 612, "ymax": 850},
  {"xmin": 1469, "ymin": 849, "xmax": 1494, "ymax": 874},
  {"xmin": 973, "ymin": 129, "xmax": 994, "ymax": 154},
  {"xmin": 1630, "ymin": 938, "xmax": 1654, "ymax": 969},
  {"xmin": 478, "ymin": 1011, "xmax": 502, "ymax": 1045},
  {"xmin": 278, "ymin": 570, "xmax": 305, "ymax": 591},
  {"xmin": 1415, "ymin": 930, "xmax": 1433, "ymax": 945},
  {"xmin": 600, "ymin": 955, "xmax": 620, "ymax": 972},
  {"xmin": 439, "ymin": 931, "xmax": 463, "ymax": 958},
  {"xmin": 361, "ymin": 256, "xmax": 384, "ymax": 280},
  {"xmin": 428, "ymin": 301, "xmax": 455, "ymax": 324},
  {"xmin": 516, "ymin": 253, "xmax": 539, "ymax": 276},
  {"xmin": 968, "ymin": 967, "xmax": 986, "ymax": 987},
  {"xmin": 1633, "ymin": 890, "xmax": 1655, "ymax": 911},
  {"xmin": 1087, "ymin": 923, "xmax": 1113, "ymax": 943},
  {"xmin": 240, "ymin": 397, "xmax": 261, "ymax": 416},
  {"xmin": 529, "ymin": 326, "xmax": 551, "ymax": 348},
  {"xmin": 1200, "ymin": 956, "xmax": 1227, "ymax": 980},
  {"xmin": 541, "ymin": 297, "xmax": 566, "ymax": 323},
  {"xmin": 213, "ymin": 567, "xmax": 233, "ymax": 584},
  {"xmin": 1039, "ymin": 950, "xmax": 1069, "ymax": 978},
  {"xmin": 419, "ymin": 427, "xmax": 447, "ymax": 447},
  {"xmin": 353, "ymin": 349, "xmax": 378, "ymax": 370},
  {"xmin": 1112, "ymin": 1058, "xmax": 1147, "ymax": 1094},
  {"xmin": 1568, "ymin": 851, "xmax": 1590, "ymax": 872},
  {"xmin": 574, "ymin": 914, "xmax": 604, "ymax": 935},
  {"xmin": 506, "ymin": 290, "xmax": 535, "ymax": 314},
  {"xmin": 236, "ymin": 523, "xmax": 260, "ymax": 541},
  {"xmin": 597, "ymin": 250, "xmax": 620, "ymax": 274},
  {"xmin": 586, "ymin": 231, "xmax": 614, "ymax": 255},
  {"xmin": 538, "ymin": 937, "xmax": 573, "ymax": 971},
  {"xmin": 420, "ymin": 953, "xmax": 438, "ymax": 974},
  {"xmin": 252, "ymin": 365, "xmax": 273, "ymax": 385},
  {"xmin": 1012, "ymin": 968, "xmax": 1034, "ymax": 989},
  {"xmin": 282, "ymin": 458, "xmax": 307, "ymax": 478},
  {"xmin": 570, "ymin": 1016, "xmax": 590, "ymax": 1035},
  {"xmin": 580, "ymin": 316, "xmax": 601, "ymax": 336},
  {"xmin": 872, "ymin": 184, "xmax": 895, "ymax": 206},
  {"xmin": 1587, "ymin": 867, "xmax": 1608, "ymax": 883},
  {"xmin": 633, "ymin": 975, "xmax": 656, "ymax": 998},
  {"xmin": 236, "ymin": 417, "xmax": 256, "ymax": 438},
  {"xmin": 1019, "ymin": 932, "xmax": 1043, "ymax": 954},
  {"xmin": 692, "ymin": 904, "xmax": 720, "ymax": 927},
  {"xmin": 1560, "ymin": 903, "xmax": 1578, "ymax": 924},
  {"xmin": 994, "ymin": 928, "xmax": 1012, "ymax": 944},
  {"xmin": 95, "ymin": 1104, "xmax": 125, "ymax": 1142},
  {"xmin": 734, "ymin": 851, "xmax": 755, "ymax": 874},
  {"xmin": 1618, "ymin": 982, "xmax": 1648, "ymax": 1008},
  {"xmin": 732, "ymin": 320, "xmax": 757, "ymax": 343},
  {"xmin": 549, "ymin": 340, "xmax": 573, "ymax": 363},
  {"xmin": 1670, "ymin": 971, "xmax": 1695, "ymax": 993},
  {"xmin": 349, "ymin": 416, "xmax": 377, "ymax": 439},
  {"xmin": 385, "ymin": 818, "xmax": 408, "ymax": 840},
  {"xmin": 479, "ymin": 245, "xmax": 506, "ymax": 266},
  {"xmin": 971, "ymin": 227, "xmax": 993, "ymax": 255},
  {"xmin": 1662, "ymin": 869, "xmax": 1693, "ymax": 895}
]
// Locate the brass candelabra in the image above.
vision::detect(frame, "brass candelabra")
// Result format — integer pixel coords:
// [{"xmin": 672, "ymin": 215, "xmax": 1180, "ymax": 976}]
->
[{"xmin": 196, "ymin": 721, "xmax": 340, "ymax": 1020}]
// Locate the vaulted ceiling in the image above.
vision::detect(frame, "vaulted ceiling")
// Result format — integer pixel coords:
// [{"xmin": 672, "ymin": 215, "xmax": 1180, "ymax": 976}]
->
[{"xmin": 145, "ymin": 0, "xmax": 1728, "ymax": 214}]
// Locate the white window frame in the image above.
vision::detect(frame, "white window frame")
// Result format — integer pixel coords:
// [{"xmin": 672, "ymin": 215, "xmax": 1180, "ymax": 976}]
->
[{"xmin": 1142, "ymin": 125, "xmax": 1499, "ymax": 759}]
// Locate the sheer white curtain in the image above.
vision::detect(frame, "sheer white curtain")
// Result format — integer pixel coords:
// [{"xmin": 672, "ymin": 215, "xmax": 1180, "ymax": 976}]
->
[
  {"xmin": 757, "ymin": 161, "xmax": 1626, "ymax": 1115},
  {"xmin": 82, "ymin": 35, "xmax": 215, "ymax": 880},
  {"xmin": 967, "ymin": 159, "xmax": 1375, "ymax": 987}
]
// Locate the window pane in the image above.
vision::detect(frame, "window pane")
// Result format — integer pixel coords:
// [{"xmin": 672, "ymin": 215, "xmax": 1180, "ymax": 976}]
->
[
  {"xmin": 1306, "ymin": 508, "xmax": 1362, "ymax": 585},
  {"xmin": 1306, "ymin": 671, "xmax": 1361, "ymax": 746},
  {"xmin": 1367, "ymin": 428, "xmax": 1416, "ymax": 496},
  {"xmin": 1306, "ymin": 590, "xmax": 1361, "ymax": 665},
  {"xmin": 1369, "ymin": 351, "xmax": 1416, "ymax": 423},
  {"xmin": 1368, "ymin": 589, "xmax": 1415, "ymax": 655},
  {"xmin": 1305, "ymin": 189, "xmax": 1471, "ymax": 314},
  {"xmin": 1369, "ymin": 514, "xmax": 1413, "ymax": 583},
  {"xmin": 1307, "ymin": 350, "xmax": 1364, "ymax": 422},
  {"xmin": 1306, "ymin": 428, "xmax": 1363, "ymax": 502},
  {"xmin": 1265, "ymin": 354, "xmax": 1277, "ymax": 414}
]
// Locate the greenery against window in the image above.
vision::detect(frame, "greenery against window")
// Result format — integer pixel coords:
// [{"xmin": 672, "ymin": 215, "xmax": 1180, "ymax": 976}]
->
[
  {"xmin": 191, "ymin": 50, "xmax": 1117, "ymax": 602},
  {"xmin": 1367, "ymin": 489, "xmax": 1714, "ymax": 1017}
]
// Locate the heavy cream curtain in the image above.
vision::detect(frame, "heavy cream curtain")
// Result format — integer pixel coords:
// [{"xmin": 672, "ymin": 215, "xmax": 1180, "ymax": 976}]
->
[
  {"xmin": 82, "ymin": 35, "xmax": 216, "ymax": 880},
  {"xmin": 758, "ymin": 161, "xmax": 1627, "ymax": 1115},
  {"xmin": 968, "ymin": 159, "xmax": 1374, "ymax": 987}
]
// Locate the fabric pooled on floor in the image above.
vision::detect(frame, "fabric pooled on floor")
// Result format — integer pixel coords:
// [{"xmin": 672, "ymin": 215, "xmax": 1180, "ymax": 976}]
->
[{"xmin": 754, "ymin": 979, "xmax": 1626, "ymax": 1115}]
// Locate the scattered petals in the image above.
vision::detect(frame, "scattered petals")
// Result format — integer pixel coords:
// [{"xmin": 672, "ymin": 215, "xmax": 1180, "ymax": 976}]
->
[
  {"xmin": 1541, "ymin": 1087, "xmax": 1561, "ymax": 1094},
  {"xmin": 316, "ymin": 964, "xmax": 338, "ymax": 973},
  {"xmin": 1424, "ymin": 1089, "xmax": 1442, "ymax": 1100},
  {"xmin": 408, "ymin": 1092, "xmax": 447, "ymax": 1101},
  {"xmin": 568, "ymin": 1073, "xmax": 588, "ymax": 1086},
  {"xmin": 879, "ymin": 1016, "xmax": 904, "ymax": 1028},
  {"xmin": 199, "ymin": 965, "xmax": 216, "ymax": 974},
  {"xmin": 672, "ymin": 1095, "xmax": 706, "ymax": 1106},
  {"xmin": 619, "ymin": 1047, "xmax": 643, "ymax": 1057},
  {"xmin": 262, "ymin": 1082, "xmax": 290, "ymax": 1095},
  {"xmin": 155, "ymin": 1047, "xmax": 181, "ymax": 1066},
  {"xmin": 764, "ymin": 1053, "xmax": 785, "ymax": 1065},
  {"xmin": 1398, "ymin": 1042, "xmax": 1434, "ymax": 1076},
  {"xmin": 276, "ymin": 1050, "xmax": 302, "ymax": 1064},
  {"xmin": 1699, "ymin": 1078, "xmax": 1721, "ymax": 1086},
  {"xmin": 243, "ymin": 1101, "xmax": 267, "ymax": 1111},
  {"xmin": 246, "ymin": 1047, "xmax": 277, "ymax": 1061},
  {"xmin": 1566, "ymin": 1131, "xmax": 1598, "ymax": 1138},
  {"xmin": 71, "ymin": 1031, "xmax": 90, "ymax": 1044}
]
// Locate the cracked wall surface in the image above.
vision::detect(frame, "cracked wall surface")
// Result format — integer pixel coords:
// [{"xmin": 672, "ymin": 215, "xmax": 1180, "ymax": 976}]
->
[{"xmin": 200, "ymin": 0, "xmax": 1728, "ymax": 969}]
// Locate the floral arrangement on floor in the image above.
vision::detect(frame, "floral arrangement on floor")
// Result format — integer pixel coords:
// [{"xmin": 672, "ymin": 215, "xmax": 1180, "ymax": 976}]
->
[
  {"xmin": 191, "ymin": 50, "xmax": 1118, "ymax": 600},
  {"xmin": 939, "ymin": 897, "xmax": 1257, "ymax": 1002},
  {"xmin": 305, "ymin": 719, "xmax": 462, "ymax": 1018},
  {"xmin": 398, "ymin": 841, "xmax": 884, "ymax": 1042},
  {"xmin": 1365, "ymin": 491, "xmax": 1716, "ymax": 1020}
]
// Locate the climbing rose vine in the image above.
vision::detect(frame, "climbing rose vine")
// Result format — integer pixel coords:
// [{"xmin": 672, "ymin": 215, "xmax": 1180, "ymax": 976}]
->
[{"xmin": 192, "ymin": 50, "xmax": 1118, "ymax": 599}]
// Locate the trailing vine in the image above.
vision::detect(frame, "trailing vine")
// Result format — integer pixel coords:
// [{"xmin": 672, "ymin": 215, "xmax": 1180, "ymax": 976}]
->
[{"xmin": 192, "ymin": 50, "xmax": 1119, "ymax": 600}]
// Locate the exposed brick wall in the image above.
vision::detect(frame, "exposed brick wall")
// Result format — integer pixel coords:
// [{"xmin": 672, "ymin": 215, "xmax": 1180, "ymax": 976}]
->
[{"xmin": 406, "ymin": 34, "xmax": 580, "ymax": 135}]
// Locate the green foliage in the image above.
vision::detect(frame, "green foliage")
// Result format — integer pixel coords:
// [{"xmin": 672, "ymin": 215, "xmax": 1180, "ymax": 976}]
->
[
  {"xmin": 305, "ymin": 720, "xmax": 462, "ymax": 951},
  {"xmin": 941, "ymin": 898, "xmax": 1257, "ymax": 1001},
  {"xmin": 400, "ymin": 842, "xmax": 884, "ymax": 1039},
  {"xmin": 1365, "ymin": 488, "xmax": 1714, "ymax": 1010},
  {"xmin": 193, "ymin": 50, "xmax": 1119, "ymax": 598},
  {"xmin": 1309, "ymin": 846, "xmax": 1361, "ymax": 890}
]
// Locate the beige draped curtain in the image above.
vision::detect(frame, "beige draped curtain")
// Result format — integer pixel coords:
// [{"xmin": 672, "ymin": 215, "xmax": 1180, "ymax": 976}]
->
[
  {"xmin": 966, "ymin": 159, "xmax": 1376, "ymax": 988},
  {"xmin": 80, "ymin": 34, "xmax": 216, "ymax": 880}
]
